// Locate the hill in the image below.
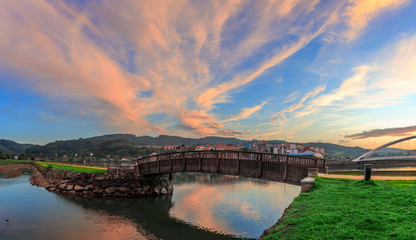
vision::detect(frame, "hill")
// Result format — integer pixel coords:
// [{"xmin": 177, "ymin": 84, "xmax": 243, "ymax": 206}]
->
[{"xmin": 0, "ymin": 139, "xmax": 33, "ymax": 155}]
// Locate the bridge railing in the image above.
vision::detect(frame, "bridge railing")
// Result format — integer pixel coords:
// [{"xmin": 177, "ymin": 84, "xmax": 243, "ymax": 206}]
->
[{"xmin": 137, "ymin": 150, "xmax": 326, "ymax": 185}]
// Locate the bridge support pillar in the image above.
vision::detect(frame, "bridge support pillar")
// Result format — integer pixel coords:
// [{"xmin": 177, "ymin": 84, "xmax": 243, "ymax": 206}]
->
[
  {"xmin": 301, "ymin": 168, "xmax": 319, "ymax": 193},
  {"xmin": 308, "ymin": 168, "xmax": 318, "ymax": 177}
]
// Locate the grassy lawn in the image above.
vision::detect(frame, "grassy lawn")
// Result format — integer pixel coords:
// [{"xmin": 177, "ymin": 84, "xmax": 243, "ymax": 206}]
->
[
  {"xmin": 264, "ymin": 177, "xmax": 416, "ymax": 240},
  {"xmin": 0, "ymin": 160, "xmax": 34, "ymax": 164},
  {"xmin": 35, "ymin": 161, "xmax": 107, "ymax": 173}
]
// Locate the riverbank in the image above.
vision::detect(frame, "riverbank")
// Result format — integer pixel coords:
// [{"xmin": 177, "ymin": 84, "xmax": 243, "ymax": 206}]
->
[
  {"xmin": 30, "ymin": 164, "xmax": 173, "ymax": 197},
  {"xmin": 261, "ymin": 177, "xmax": 416, "ymax": 239}
]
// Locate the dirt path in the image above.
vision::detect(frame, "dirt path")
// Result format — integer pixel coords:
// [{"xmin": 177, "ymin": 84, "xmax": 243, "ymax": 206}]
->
[{"xmin": 323, "ymin": 174, "xmax": 416, "ymax": 180}]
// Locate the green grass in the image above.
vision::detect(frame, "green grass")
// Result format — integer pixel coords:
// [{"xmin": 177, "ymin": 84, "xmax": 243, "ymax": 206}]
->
[
  {"xmin": 264, "ymin": 177, "xmax": 416, "ymax": 240},
  {"xmin": 35, "ymin": 161, "xmax": 107, "ymax": 173},
  {"xmin": 0, "ymin": 160, "xmax": 34, "ymax": 164}
]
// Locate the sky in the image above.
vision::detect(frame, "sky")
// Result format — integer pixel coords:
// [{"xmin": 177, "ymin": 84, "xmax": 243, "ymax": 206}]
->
[{"xmin": 0, "ymin": 0, "xmax": 415, "ymax": 149}]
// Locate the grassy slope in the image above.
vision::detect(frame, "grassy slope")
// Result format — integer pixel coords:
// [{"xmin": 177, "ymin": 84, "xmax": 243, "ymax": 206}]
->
[
  {"xmin": 0, "ymin": 160, "xmax": 34, "ymax": 164},
  {"xmin": 35, "ymin": 162, "xmax": 107, "ymax": 173},
  {"xmin": 265, "ymin": 178, "xmax": 416, "ymax": 240}
]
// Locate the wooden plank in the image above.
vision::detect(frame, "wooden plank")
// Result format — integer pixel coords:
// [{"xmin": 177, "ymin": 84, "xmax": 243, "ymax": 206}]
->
[
  {"xmin": 199, "ymin": 151, "xmax": 202, "ymax": 171},
  {"xmin": 216, "ymin": 151, "xmax": 220, "ymax": 172},
  {"xmin": 169, "ymin": 153, "xmax": 172, "ymax": 172},
  {"xmin": 183, "ymin": 152, "xmax": 186, "ymax": 171},
  {"xmin": 236, "ymin": 152, "xmax": 240, "ymax": 174}
]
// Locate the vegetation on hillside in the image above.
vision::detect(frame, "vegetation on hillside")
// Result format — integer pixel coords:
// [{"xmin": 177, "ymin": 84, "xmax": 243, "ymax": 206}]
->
[
  {"xmin": 0, "ymin": 139, "xmax": 33, "ymax": 155},
  {"xmin": 264, "ymin": 178, "xmax": 416, "ymax": 240},
  {"xmin": 2, "ymin": 134, "xmax": 411, "ymax": 160}
]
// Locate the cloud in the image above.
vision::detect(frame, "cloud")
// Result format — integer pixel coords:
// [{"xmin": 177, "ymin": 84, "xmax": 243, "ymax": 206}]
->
[
  {"xmin": 343, "ymin": 0, "xmax": 410, "ymax": 41},
  {"xmin": 0, "ymin": 0, "xmax": 347, "ymax": 138},
  {"xmin": 273, "ymin": 85, "xmax": 326, "ymax": 122},
  {"xmin": 223, "ymin": 101, "xmax": 268, "ymax": 123},
  {"xmin": 345, "ymin": 125, "xmax": 416, "ymax": 139},
  {"xmin": 312, "ymin": 66, "xmax": 371, "ymax": 107},
  {"xmin": 284, "ymin": 91, "xmax": 299, "ymax": 103},
  {"xmin": 1, "ymin": 0, "xmax": 412, "ymax": 140}
]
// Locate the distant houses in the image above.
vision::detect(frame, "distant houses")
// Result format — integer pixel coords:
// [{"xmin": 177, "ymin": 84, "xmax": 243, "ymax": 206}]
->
[
  {"xmin": 195, "ymin": 143, "xmax": 245, "ymax": 151},
  {"xmin": 251, "ymin": 142, "xmax": 325, "ymax": 158},
  {"xmin": 251, "ymin": 142, "xmax": 271, "ymax": 153},
  {"xmin": 161, "ymin": 141, "xmax": 324, "ymax": 158}
]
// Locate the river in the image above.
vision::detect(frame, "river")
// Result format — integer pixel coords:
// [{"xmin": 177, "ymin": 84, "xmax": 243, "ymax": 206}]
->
[{"xmin": 0, "ymin": 166, "xmax": 300, "ymax": 240}]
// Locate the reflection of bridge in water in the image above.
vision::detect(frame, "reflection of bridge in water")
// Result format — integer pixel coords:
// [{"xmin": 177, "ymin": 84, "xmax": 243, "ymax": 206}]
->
[{"xmin": 137, "ymin": 150, "xmax": 327, "ymax": 185}]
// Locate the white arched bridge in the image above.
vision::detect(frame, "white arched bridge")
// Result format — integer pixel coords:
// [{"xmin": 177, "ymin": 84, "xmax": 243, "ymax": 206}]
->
[
  {"xmin": 137, "ymin": 151, "xmax": 327, "ymax": 185},
  {"xmin": 353, "ymin": 135, "xmax": 416, "ymax": 162}
]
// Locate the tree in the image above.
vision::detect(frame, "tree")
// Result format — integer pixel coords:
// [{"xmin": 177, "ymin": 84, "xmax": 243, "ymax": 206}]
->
[{"xmin": 18, "ymin": 153, "xmax": 27, "ymax": 160}]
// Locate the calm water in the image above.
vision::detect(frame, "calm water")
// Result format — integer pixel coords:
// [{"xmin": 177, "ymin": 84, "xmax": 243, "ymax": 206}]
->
[{"xmin": 0, "ymin": 171, "xmax": 300, "ymax": 240}]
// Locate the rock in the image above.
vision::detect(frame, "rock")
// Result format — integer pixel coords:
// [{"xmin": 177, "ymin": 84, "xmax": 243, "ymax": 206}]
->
[
  {"xmin": 58, "ymin": 183, "xmax": 67, "ymax": 190},
  {"xmin": 66, "ymin": 184, "xmax": 74, "ymax": 191},
  {"xmin": 67, "ymin": 190, "xmax": 76, "ymax": 195},
  {"xmin": 118, "ymin": 187, "xmax": 130, "ymax": 193},
  {"xmin": 95, "ymin": 174, "xmax": 105, "ymax": 181},
  {"xmin": 105, "ymin": 187, "xmax": 116, "ymax": 194},
  {"xmin": 93, "ymin": 188, "xmax": 104, "ymax": 194},
  {"xmin": 84, "ymin": 184, "xmax": 94, "ymax": 191},
  {"xmin": 74, "ymin": 185, "xmax": 84, "ymax": 191},
  {"xmin": 154, "ymin": 187, "xmax": 160, "ymax": 194},
  {"xmin": 160, "ymin": 187, "xmax": 167, "ymax": 195}
]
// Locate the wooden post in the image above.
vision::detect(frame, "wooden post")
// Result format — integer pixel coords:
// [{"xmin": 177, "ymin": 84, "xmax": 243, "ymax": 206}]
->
[
  {"xmin": 236, "ymin": 152, "xmax": 240, "ymax": 175},
  {"xmin": 183, "ymin": 152, "xmax": 186, "ymax": 171},
  {"xmin": 258, "ymin": 153, "xmax": 263, "ymax": 178},
  {"xmin": 157, "ymin": 155, "xmax": 160, "ymax": 173},
  {"xmin": 216, "ymin": 151, "xmax": 220, "ymax": 173},
  {"xmin": 364, "ymin": 164, "xmax": 371, "ymax": 181},
  {"xmin": 283, "ymin": 155, "xmax": 288, "ymax": 181},
  {"xmin": 169, "ymin": 153, "xmax": 172, "ymax": 172},
  {"xmin": 198, "ymin": 151, "xmax": 202, "ymax": 171},
  {"xmin": 314, "ymin": 158, "xmax": 318, "ymax": 168}
]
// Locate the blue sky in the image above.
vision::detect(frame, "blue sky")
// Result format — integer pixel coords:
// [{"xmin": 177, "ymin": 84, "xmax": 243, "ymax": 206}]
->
[{"xmin": 0, "ymin": 0, "xmax": 415, "ymax": 149}]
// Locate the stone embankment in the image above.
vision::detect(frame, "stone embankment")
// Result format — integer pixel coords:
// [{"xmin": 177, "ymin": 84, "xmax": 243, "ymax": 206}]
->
[{"xmin": 30, "ymin": 164, "xmax": 173, "ymax": 197}]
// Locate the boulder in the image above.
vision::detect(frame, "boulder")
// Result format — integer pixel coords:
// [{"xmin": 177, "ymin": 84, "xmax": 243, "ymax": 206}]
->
[
  {"xmin": 118, "ymin": 187, "xmax": 130, "ymax": 193},
  {"xmin": 66, "ymin": 184, "xmax": 74, "ymax": 191},
  {"xmin": 74, "ymin": 185, "xmax": 84, "ymax": 191},
  {"xmin": 105, "ymin": 187, "xmax": 116, "ymax": 194},
  {"xmin": 95, "ymin": 174, "xmax": 106, "ymax": 181},
  {"xmin": 93, "ymin": 188, "xmax": 104, "ymax": 194},
  {"xmin": 160, "ymin": 187, "xmax": 167, "ymax": 195},
  {"xmin": 84, "ymin": 184, "xmax": 94, "ymax": 191}
]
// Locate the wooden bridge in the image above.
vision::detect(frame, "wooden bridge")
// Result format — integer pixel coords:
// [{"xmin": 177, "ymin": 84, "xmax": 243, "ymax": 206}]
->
[{"xmin": 137, "ymin": 151, "xmax": 327, "ymax": 185}]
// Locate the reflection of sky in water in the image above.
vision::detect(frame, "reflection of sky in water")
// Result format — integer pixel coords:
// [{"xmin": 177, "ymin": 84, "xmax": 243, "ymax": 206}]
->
[
  {"xmin": 0, "ymin": 175, "xmax": 150, "ymax": 240},
  {"xmin": 170, "ymin": 174, "xmax": 300, "ymax": 239},
  {"xmin": 1, "ymin": 173, "xmax": 300, "ymax": 240}
]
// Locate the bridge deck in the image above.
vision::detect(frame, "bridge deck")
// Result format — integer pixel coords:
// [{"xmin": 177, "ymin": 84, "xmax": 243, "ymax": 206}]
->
[{"xmin": 137, "ymin": 151, "xmax": 327, "ymax": 185}]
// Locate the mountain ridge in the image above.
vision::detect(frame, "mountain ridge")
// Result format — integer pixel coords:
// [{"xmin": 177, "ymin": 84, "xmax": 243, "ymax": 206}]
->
[{"xmin": 1, "ymin": 134, "xmax": 412, "ymax": 158}]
